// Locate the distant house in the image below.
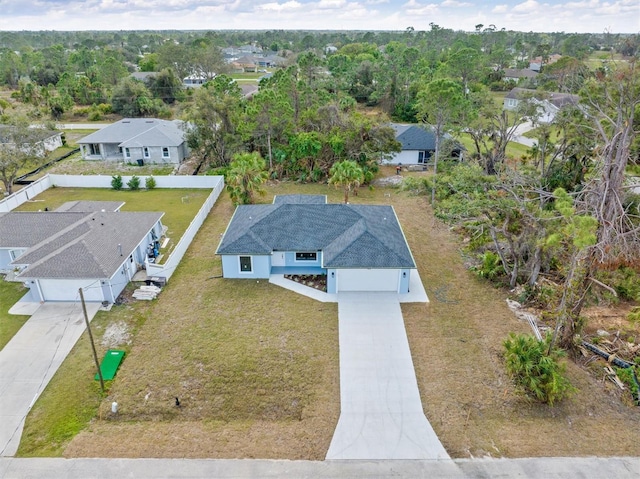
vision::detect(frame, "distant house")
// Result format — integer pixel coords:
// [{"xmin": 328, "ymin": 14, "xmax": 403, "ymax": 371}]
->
[
  {"xmin": 504, "ymin": 88, "xmax": 579, "ymax": 123},
  {"xmin": 384, "ymin": 123, "xmax": 463, "ymax": 166},
  {"xmin": 0, "ymin": 126, "xmax": 63, "ymax": 158},
  {"xmin": 78, "ymin": 118, "xmax": 189, "ymax": 164},
  {"xmin": 529, "ymin": 54, "xmax": 563, "ymax": 72},
  {"xmin": 503, "ymin": 68, "xmax": 539, "ymax": 83},
  {"xmin": 0, "ymin": 201, "xmax": 164, "ymax": 303},
  {"xmin": 233, "ymin": 56, "xmax": 258, "ymax": 72},
  {"xmin": 183, "ymin": 73, "xmax": 213, "ymax": 88},
  {"xmin": 216, "ymin": 195, "xmax": 416, "ymax": 294},
  {"xmin": 130, "ymin": 72, "xmax": 158, "ymax": 83}
]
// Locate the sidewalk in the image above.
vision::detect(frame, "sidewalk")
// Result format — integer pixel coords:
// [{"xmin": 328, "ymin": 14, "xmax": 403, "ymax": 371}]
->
[{"xmin": 0, "ymin": 457, "xmax": 638, "ymax": 479}]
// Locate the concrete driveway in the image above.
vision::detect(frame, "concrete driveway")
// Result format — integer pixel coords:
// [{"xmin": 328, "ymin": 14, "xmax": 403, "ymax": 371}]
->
[
  {"xmin": 326, "ymin": 292, "xmax": 449, "ymax": 460},
  {"xmin": 0, "ymin": 301, "xmax": 99, "ymax": 456}
]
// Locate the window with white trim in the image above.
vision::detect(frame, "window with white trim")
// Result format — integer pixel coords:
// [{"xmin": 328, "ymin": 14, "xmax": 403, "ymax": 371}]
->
[
  {"xmin": 124, "ymin": 147, "xmax": 131, "ymax": 158},
  {"xmin": 162, "ymin": 147, "xmax": 170, "ymax": 158},
  {"xmin": 239, "ymin": 256, "xmax": 252, "ymax": 272},
  {"xmin": 143, "ymin": 147, "xmax": 150, "ymax": 158}
]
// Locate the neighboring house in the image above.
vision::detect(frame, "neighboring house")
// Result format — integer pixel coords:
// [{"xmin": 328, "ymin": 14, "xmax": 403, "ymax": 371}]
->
[
  {"xmin": 503, "ymin": 87, "xmax": 579, "ymax": 123},
  {"xmin": 529, "ymin": 54, "xmax": 563, "ymax": 72},
  {"xmin": 0, "ymin": 200, "xmax": 164, "ymax": 302},
  {"xmin": 385, "ymin": 123, "xmax": 463, "ymax": 166},
  {"xmin": 183, "ymin": 73, "xmax": 212, "ymax": 88},
  {"xmin": 0, "ymin": 126, "xmax": 63, "ymax": 158},
  {"xmin": 233, "ymin": 56, "xmax": 258, "ymax": 72},
  {"xmin": 216, "ymin": 195, "xmax": 416, "ymax": 294},
  {"xmin": 78, "ymin": 118, "xmax": 189, "ymax": 164},
  {"xmin": 503, "ymin": 68, "xmax": 539, "ymax": 83}
]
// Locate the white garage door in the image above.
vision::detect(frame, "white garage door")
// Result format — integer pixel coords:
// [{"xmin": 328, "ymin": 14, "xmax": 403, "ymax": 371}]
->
[
  {"xmin": 337, "ymin": 269, "xmax": 400, "ymax": 292},
  {"xmin": 38, "ymin": 279, "xmax": 104, "ymax": 302}
]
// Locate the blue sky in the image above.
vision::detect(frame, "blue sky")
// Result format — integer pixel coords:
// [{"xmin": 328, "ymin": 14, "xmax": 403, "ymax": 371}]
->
[{"xmin": 0, "ymin": 0, "xmax": 637, "ymax": 33}]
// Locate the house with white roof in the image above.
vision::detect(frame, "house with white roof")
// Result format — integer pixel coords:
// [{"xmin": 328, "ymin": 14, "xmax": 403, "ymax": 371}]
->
[{"xmin": 78, "ymin": 118, "xmax": 189, "ymax": 164}]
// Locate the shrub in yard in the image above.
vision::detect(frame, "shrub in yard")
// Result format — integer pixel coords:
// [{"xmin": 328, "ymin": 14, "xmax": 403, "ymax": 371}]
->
[
  {"xmin": 127, "ymin": 175, "xmax": 141, "ymax": 190},
  {"xmin": 503, "ymin": 333, "xmax": 573, "ymax": 405},
  {"xmin": 472, "ymin": 251, "xmax": 503, "ymax": 280},
  {"xmin": 111, "ymin": 175, "xmax": 123, "ymax": 190},
  {"xmin": 145, "ymin": 176, "xmax": 156, "ymax": 190}
]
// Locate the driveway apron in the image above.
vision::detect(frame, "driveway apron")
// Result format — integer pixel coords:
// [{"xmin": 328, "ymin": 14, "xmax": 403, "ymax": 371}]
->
[
  {"xmin": 0, "ymin": 301, "xmax": 100, "ymax": 456},
  {"xmin": 326, "ymin": 292, "xmax": 449, "ymax": 460}
]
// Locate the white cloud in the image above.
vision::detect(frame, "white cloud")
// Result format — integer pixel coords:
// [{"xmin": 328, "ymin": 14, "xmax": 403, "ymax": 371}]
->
[
  {"xmin": 316, "ymin": 0, "xmax": 347, "ymax": 8},
  {"xmin": 511, "ymin": 0, "xmax": 541, "ymax": 14},
  {"xmin": 492, "ymin": 4, "xmax": 509, "ymax": 13},
  {"xmin": 441, "ymin": 0, "xmax": 473, "ymax": 7},
  {"xmin": 256, "ymin": 1, "xmax": 303, "ymax": 12},
  {"xmin": 403, "ymin": 0, "xmax": 439, "ymax": 15}
]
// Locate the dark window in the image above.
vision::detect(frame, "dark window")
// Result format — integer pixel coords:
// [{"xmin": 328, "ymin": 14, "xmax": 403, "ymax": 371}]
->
[
  {"xmin": 296, "ymin": 252, "xmax": 317, "ymax": 261},
  {"xmin": 239, "ymin": 256, "xmax": 252, "ymax": 272},
  {"xmin": 89, "ymin": 143, "xmax": 100, "ymax": 155},
  {"xmin": 418, "ymin": 151, "xmax": 429, "ymax": 163}
]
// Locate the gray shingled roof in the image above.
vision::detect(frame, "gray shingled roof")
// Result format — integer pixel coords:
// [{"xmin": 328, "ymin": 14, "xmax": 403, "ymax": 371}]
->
[
  {"xmin": 6, "ymin": 211, "xmax": 163, "ymax": 279},
  {"xmin": 273, "ymin": 194, "xmax": 327, "ymax": 205},
  {"xmin": 55, "ymin": 201, "xmax": 124, "ymax": 212},
  {"xmin": 0, "ymin": 212, "xmax": 88, "ymax": 248},
  {"xmin": 390, "ymin": 123, "xmax": 439, "ymax": 151},
  {"xmin": 216, "ymin": 202, "xmax": 415, "ymax": 269},
  {"xmin": 78, "ymin": 118, "xmax": 185, "ymax": 148}
]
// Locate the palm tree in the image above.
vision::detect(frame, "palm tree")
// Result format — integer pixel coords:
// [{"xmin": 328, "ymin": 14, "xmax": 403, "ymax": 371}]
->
[
  {"xmin": 329, "ymin": 160, "xmax": 364, "ymax": 204},
  {"xmin": 226, "ymin": 152, "xmax": 268, "ymax": 205}
]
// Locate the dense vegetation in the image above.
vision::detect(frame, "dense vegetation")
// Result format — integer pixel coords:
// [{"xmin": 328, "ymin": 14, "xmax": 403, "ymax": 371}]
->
[{"xmin": 1, "ymin": 28, "xmax": 639, "ymax": 404}]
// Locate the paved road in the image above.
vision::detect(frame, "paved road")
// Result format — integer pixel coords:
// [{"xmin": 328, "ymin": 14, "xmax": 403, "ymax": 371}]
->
[
  {"xmin": 326, "ymin": 292, "xmax": 448, "ymax": 460},
  {"xmin": 0, "ymin": 457, "xmax": 638, "ymax": 478},
  {"xmin": 0, "ymin": 301, "xmax": 100, "ymax": 456}
]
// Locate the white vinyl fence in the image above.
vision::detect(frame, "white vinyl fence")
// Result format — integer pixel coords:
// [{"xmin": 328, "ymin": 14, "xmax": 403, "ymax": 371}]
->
[
  {"xmin": 145, "ymin": 177, "xmax": 224, "ymax": 281},
  {"xmin": 0, "ymin": 173, "xmax": 225, "ymax": 284}
]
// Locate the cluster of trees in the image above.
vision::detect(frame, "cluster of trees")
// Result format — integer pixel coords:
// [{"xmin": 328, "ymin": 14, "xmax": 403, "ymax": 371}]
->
[
  {"xmin": 187, "ymin": 67, "xmax": 400, "ymax": 185},
  {"xmin": 405, "ymin": 60, "xmax": 640, "ymax": 354}
]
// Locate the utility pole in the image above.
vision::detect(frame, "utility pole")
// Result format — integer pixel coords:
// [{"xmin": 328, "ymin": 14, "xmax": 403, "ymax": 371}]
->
[{"xmin": 79, "ymin": 288, "xmax": 104, "ymax": 392}]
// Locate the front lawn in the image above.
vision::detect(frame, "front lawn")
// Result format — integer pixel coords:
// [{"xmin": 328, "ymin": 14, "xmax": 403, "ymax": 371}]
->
[
  {"xmin": 0, "ymin": 277, "xmax": 29, "ymax": 350},
  {"xmin": 16, "ymin": 179, "xmax": 640, "ymax": 459}
]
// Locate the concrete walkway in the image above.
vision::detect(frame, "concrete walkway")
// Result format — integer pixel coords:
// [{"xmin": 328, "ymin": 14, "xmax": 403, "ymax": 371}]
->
[
  {"xmin": 0, "ymin": 301, "xmax": 100, "ymax": 456},
  {"xmin": 326, "ymin": 292, "xmax": 448, "ymax": 460},
  {"xmin": 512, "ymin": 121, "xmax": 536, "ymax": 147},
  {"xmin": 1, "ymin": 456, "xmax": 638, "ymax": 478}
]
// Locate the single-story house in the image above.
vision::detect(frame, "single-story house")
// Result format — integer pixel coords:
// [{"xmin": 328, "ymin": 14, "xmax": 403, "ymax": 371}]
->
[
  {"xmin": 0, "ymin": 126, "xmax": 63, "ymax": 158},
  {"xmin": 78, "ymin": 118, "xmax": 189, "ymax": 164},
  {"xmin": 0, "ymin": 201, "xmax": 164, "ymax": 303},
  {"xmin": 503, "ymin": 68, "xmax": 539, "ymax": 83},
  {"xmin": 384, "ymin": 123, "xmax": 463, "ymax": 166},
  {"xmin": 504, "ymin": 88, "xmax": 579, "ymax": 123},
  {"xmin": 216, "ymin": 195, "xmax": 416, "ymax": 294}
]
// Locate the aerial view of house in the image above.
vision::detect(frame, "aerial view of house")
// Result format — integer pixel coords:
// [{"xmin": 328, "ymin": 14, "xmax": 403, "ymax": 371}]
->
[
  {"xmin": 0, "ymin": 200, "xmax": 164, "ymax": 302},
  {"xmin": 386, "ymin": 123, "xmax": 463, "ymax": 166},
  {"xmin": 216, "ymin": 194, "xmax": 416, "ymax": 293},
  {"xmin": 77, "ymin": 118, "xmax": 189, "ymax": 164}
]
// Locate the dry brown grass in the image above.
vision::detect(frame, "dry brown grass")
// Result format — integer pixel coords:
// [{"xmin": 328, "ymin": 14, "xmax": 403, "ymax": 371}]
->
[{"xmin": 28, "ymin": 173, "xmax": 640, "ymax": 459}]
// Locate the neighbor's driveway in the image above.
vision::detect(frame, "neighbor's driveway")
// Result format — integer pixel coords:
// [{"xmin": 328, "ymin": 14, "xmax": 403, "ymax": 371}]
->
[
  {"xmin": 0, "ymin": 301, "xmax": 100, "ymax": 456},
  {"xmin": 326, "ymin": 292, "xmax": 449, "ymax": 460}
]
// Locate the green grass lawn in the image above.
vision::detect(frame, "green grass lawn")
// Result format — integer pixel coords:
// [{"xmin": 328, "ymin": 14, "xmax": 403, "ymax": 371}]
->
[{"xmin": 0, "ymin": 278, "xmax": 29, "ymax": 350}]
